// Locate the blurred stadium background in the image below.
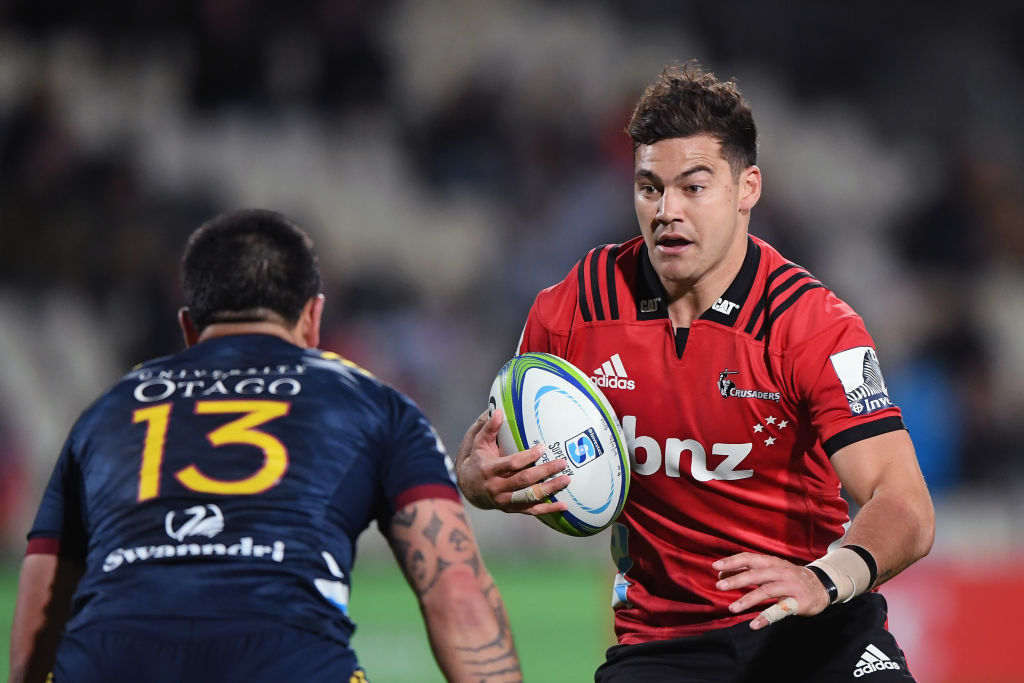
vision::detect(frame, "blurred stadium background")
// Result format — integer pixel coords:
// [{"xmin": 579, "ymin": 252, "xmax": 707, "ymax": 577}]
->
[{"xmin": 1, "ymin": 1, "xmax": 1023, "ymax": 680}]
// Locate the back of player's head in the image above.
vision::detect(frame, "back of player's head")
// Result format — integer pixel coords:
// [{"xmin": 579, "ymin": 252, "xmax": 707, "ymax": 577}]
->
[
  {"xmin": 182, "ymin": 209, "xmax": 322, "ymax": 332},
  {"xmin": 627, "ymin": 60, "xmax": 757, "ymax": 177}
]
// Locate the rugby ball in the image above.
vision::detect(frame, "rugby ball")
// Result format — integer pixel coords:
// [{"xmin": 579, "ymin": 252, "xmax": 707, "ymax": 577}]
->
[{"xmin": 488, "ymin": 352, "xmax": 629, "ymax": 537}]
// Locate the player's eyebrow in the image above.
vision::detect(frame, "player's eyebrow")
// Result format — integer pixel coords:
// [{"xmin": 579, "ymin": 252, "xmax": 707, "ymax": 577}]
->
[
  {"xmin": 634, "ymin": 168, "xmax": 658, "ymax": 183},
  {"xmin": 673, "ymin": 164, "xmax": 714, "ymax": 182},
  {"xmin": 634, "ymin": 164, "xmax": 715, "ymax": 184}
]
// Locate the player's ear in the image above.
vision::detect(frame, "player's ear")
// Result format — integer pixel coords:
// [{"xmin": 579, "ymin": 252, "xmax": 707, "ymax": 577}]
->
[
  {"xmin": 738, "ymin": 165, "xmax": 762, "ymax": 213},
  {"xmin": 178, "ymin": 307, "xmax": 200, "ymax": 348},
  {"xmin": 298, "ymin": 294, "xmax": 325, "ymax": 349}
]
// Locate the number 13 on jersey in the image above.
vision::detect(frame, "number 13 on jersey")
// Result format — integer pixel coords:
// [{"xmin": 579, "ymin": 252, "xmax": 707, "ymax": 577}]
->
[{"xmin": 132, "ymin": 400, "xmax": 291, "ymax": 502}]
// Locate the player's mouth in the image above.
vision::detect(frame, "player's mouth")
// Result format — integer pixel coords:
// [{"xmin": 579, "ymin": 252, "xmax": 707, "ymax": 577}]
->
[{"xmin": 656, "ymin": 233, "xmax": 694, "ymax": 254}]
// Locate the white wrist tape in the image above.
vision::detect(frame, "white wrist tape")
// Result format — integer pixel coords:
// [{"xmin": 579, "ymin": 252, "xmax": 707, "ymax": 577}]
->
[{"xmin": 807, "ymin": 547, "xmax": 873, "ymax": 604}]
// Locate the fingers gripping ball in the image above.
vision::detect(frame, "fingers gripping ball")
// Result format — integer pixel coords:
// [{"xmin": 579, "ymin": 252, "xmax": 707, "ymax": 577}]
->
[{"xmin": 488, "ymin": 352, "xmax": 630, "ymax": 536}]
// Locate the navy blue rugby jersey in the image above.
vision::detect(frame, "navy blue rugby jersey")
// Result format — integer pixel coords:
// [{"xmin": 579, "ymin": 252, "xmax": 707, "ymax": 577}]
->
[{"xmin": 27, "ymin": 333, "xmax": 459, "ymax": 645}]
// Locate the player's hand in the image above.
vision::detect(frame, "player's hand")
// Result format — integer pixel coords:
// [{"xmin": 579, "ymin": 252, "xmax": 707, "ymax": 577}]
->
[
  {"xmin": 455, "ymin": 410, "xmax": 570, "ymax": 516},
  {"xmin": 712, "ymin": 552, "xmax": 831, "ymax": 630}
]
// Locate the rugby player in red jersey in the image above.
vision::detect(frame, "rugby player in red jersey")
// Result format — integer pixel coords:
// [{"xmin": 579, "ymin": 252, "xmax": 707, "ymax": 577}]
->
[{"xmin": 456, "ymin": 62, "xmax": 934, "ymax": 682}]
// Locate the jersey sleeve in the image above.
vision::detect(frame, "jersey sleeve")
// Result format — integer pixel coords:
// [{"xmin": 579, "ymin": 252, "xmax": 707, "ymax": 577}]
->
[
  {"xmin": 786, "ymin": 309, "xmax": 905, "ymax": 457},
  {"xmin": 26, "ymin": 431, "xmax": 87, "ymax": 559},
  {"xmin": 378, "ymin": 389, "xmax": 460, "ymax": 516}
]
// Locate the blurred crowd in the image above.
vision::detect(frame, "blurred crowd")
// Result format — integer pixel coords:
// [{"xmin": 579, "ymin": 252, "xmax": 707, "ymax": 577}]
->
[{"xmin": 1, "ymin": 0, "xmax": 1023, "ymax": 554}]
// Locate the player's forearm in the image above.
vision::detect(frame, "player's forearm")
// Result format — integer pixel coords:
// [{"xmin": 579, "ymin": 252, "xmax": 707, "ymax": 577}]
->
[
  {"xmin": 389, "ymin": 498, "xmax": 522, "ymax": 682},
  {"xmin": 830, "ymin": 430, "xmax": 935, "ymax": 590},
  {"xmin": 420, "ymin": 569, "xmax": 522, "ymax": 682},
  {"xmin": 9, "ymin": 554, "xmax": 78, "ymax": 683},
  {"xmin": 839, "ymin": 487, "xmax": 934, "ymax": 588}
]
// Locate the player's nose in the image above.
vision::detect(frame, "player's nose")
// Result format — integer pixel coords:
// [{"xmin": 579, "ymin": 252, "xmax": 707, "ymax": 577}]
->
[{"xmin": 655, "ymin": 188, "xmax": 685, "ymax": 223}]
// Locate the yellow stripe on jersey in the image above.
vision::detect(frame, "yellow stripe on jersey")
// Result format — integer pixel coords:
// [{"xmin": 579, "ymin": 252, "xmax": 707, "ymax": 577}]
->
[{"xmin": 320, "ymin": 351, "xmax": 374, "ymax": 378}]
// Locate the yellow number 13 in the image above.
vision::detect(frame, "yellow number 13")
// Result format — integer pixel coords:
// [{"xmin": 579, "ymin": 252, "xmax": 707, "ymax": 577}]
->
[{"xmin": 132, "ymin": 400, "xmax": 291, "ymax": 502}]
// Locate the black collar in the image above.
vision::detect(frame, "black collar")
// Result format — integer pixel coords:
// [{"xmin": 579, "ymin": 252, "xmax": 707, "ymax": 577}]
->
[{"xmin": 635, "ymin": 236, "xmax": 761, "ymax": 327}]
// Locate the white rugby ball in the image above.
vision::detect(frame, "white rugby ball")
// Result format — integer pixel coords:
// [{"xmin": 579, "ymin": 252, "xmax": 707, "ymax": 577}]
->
[{"xmin": 488, "ymin": 352, "xmax": 629, "ymax": 537}]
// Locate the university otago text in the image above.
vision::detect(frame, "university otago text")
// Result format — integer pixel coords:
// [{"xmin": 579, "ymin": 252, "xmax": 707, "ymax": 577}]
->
[{"xmin": 132, "ymin": 364, "xmax": 306, "ymax": 402}]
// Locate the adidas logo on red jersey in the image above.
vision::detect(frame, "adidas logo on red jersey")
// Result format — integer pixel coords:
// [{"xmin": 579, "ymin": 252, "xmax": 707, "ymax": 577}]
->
[{"xmin": 592, "ymin": 354, "xmax": 635, "ymax": 391}]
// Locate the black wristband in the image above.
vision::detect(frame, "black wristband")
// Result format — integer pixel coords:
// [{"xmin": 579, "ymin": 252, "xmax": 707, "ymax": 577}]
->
[
  {"xmin": 842, "ymin": 544, "xmax": 878, "ymax": 589},
  {"xmin": 807, "ymin": 565, "xmax": 839, "ymax": 604}
]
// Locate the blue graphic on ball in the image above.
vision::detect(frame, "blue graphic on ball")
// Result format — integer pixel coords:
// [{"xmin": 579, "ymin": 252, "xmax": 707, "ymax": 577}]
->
[{"xmin": 566, "ymin": 428, "xmax": 603, "ymax": 467}]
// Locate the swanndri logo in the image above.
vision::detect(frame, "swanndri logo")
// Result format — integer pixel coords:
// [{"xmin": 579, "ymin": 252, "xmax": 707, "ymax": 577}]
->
[
  {"xmin": 717, "ymin": 369, "xmax": 780, "ymax": 402},
  {"xmin": 101, "ymin": 503, "xmax": 286, "ymax": 572},
  {"xmin": 165, "ymin": 504, "xmax": 224, "ymax": 541},
  {"xmin": 592, "ymin": 354, "xmax": 635, "ymax": 391}
]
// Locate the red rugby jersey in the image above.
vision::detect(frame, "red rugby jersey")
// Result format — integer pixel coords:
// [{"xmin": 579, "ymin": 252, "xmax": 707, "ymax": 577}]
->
[{"xmin": 517, "ymin": 234, "xmax": 905, "ymax": 644}]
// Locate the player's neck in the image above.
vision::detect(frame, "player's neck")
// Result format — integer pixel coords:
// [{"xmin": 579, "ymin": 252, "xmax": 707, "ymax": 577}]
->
[
  {"xmin": 197, "ymin": 321, "xmax": 305, "ymax": 347},
  {"xmin": 663, "ymin": 238, "xmax": 748, "ymax": 329}
]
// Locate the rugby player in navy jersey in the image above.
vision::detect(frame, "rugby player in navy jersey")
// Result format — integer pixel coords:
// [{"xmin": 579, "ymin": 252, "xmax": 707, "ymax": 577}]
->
[
  {"xmin": 456, "ymin": 62, "xmax": 935, "ymax": 681},
  {"xmin": 10, "ymin": 209, "xmax": 522, "ymax": 683}
]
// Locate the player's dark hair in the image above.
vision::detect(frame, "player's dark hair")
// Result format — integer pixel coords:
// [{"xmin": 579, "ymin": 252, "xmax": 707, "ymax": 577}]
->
[
  {"xmin": 627, "ymin": 60, "xmax": 757, "ymax": 177},
  {"xmin": 182, "ymin": 209, "xmax": 321, "ymax": 332}
]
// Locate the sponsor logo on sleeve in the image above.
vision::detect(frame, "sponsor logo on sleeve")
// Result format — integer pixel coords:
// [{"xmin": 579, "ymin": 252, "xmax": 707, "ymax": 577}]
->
[{"xmin": 829, "ymin": 347, "xmax": 893, "ymax": 416}]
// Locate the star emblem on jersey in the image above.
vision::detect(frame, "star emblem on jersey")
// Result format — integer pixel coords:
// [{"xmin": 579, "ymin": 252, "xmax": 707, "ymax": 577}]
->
[
  {"xmin": 591, "ymin": 353, "xmax": 635, "ymax": 391},
  {"xmin": 751, "ymin": 415, "xmax": 790, "ymax": 446}
]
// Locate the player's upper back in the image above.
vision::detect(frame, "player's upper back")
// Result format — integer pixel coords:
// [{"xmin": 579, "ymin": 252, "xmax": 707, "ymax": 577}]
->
[{"xmin": 63, "ymin": 333, "xmax": 445, "ymax": 547}]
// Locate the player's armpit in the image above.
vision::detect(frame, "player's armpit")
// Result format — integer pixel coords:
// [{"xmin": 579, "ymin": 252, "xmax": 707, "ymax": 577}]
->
[{"xmin": 388, "ymin": 498, "xmax": 522, "ymax": 682}]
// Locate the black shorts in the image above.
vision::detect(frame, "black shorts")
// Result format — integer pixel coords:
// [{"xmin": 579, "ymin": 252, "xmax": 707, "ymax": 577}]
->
[
  {"xmin": 53, "ymin": 618, "xmax": 368, "ymax": 683},
  {"xmin": 595, "ymin": 593, "xmax": 915, "ymax": 683}
]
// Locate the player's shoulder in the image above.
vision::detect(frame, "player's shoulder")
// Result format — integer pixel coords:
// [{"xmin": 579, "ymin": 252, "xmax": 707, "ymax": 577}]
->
[
  {"xmin": 301, "ymin": 348, "xmax": 408, "ymax": 403},
  {"xmin": 303, "ymin": 348, "xmax": 425, "ymax": 413},
  {"xmin": 749, "ymin": 236, "xmax": 861, "ymax": 348},
  {"xmin": 302, "ymin": 348, "xmax": 378, "ymax": 383},
  {"xmin": 532, "ymin": 236, "xmax": 642, "ymax": 316}
]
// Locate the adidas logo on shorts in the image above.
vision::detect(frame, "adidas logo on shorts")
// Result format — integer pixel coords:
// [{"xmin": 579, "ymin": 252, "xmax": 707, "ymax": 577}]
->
[{"xmin": 852, "ymin": 643, "xmax": 901, "ymax": 677}]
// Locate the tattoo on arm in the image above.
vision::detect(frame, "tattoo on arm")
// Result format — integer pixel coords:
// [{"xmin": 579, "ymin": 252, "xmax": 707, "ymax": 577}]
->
[
  {"xmin": 391, "ymin": 505, "xmax": 474, "ymax": 597},
  {"xmin": 454, "ymin": 577, "xmax": 519, "ymax": 680},
  {"xmin": 423, "ymin": 512, "xmax": 442, "ymax": 546},
  {"xmin": 392, "ymin": 506, "xmax": 417, "ymax": 529},
  {"xmin": 876, "ymin": 567, "xmax": 895, "ymax": 586},
  {"xmin": 389, "ymin": 499, "xmax": 521, "ymax": 681}
]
